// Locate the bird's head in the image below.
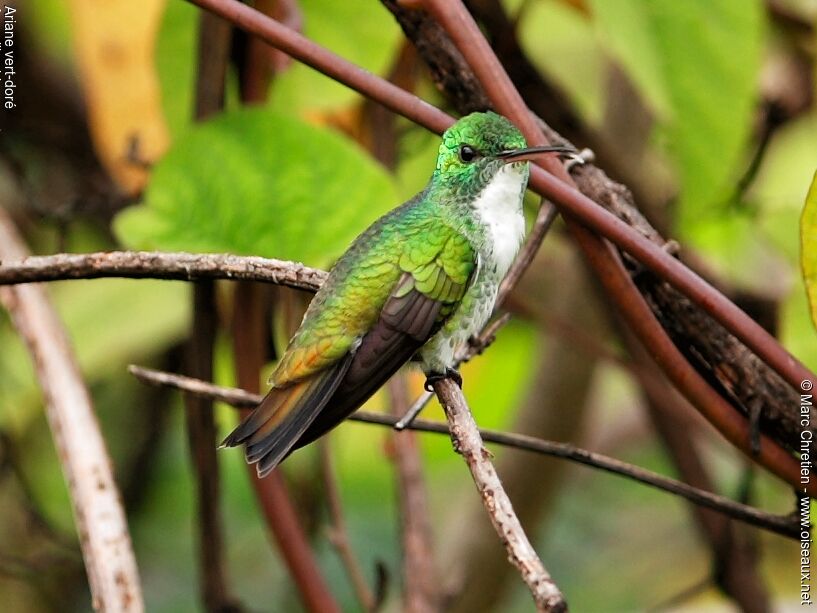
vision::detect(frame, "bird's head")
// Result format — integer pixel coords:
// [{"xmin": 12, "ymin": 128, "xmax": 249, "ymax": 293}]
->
[{"xmin": 432, "ymin": 111, "xmax": 574, "ymax": 196}]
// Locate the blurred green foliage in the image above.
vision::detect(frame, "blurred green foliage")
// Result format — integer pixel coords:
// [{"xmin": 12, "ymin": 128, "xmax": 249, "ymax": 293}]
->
[
  {"xmin": 3, "ymin": 0, "xmax": 814, "ymax": 611},
  {"xmin": 114, "ymin": 109, "xmax": 398, "ymax": 268}
]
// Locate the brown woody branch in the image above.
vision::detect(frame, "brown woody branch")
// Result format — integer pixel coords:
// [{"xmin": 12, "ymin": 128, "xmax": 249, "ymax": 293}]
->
[
  {"xmin": 186, "ymin": 16, "xmax": 238, "ymax": 610},
  {"xmin": 230, "ymin": 283, "xmax": 340, "ymax": 613},
  {"xmin": 0, "ymin": 210, "xmax": 143, "ymax": 611},
  {"xmin": 431, "ymin": 379, "xmax": 566, "ymax": 611},
  {"xmin": 126, "ymin": 366, "xmax": 800, "ymax": 541},
  {"xmin": 0, "ymin": 250, "xmax": 326, "ymax": 292}
]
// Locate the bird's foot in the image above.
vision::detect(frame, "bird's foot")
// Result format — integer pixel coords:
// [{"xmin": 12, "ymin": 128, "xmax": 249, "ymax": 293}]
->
[{"xmin": 424, "ymin": 367, "xmax": 462, "ymax": 392}]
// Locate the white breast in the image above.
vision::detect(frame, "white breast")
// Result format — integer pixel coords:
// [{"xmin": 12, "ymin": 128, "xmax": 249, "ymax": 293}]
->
[{"xmin": 470, "ymin": 164, "xmax": 527, "ymax": 278}]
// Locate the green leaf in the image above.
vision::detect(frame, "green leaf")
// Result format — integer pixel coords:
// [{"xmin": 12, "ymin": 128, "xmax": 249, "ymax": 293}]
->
[
  {"xmin": 114, "ymin": 109, "xmax": 398, "ymax": 267},
  {"xmin": 588, "ymin": 0, "xmax": 670, "ymax": 116},
  {"xmin": 656, "ymin": 0, "xmax": 764, "ymax": 229},
  {"xmin": 268, "ymin": 0, "xmax": 401, "ymax": 114},
  {"xmin": 801, "ymin": 170, "xmax": 817, "ymax": 330},
  {"xmin": 590, "ymin": 0, "xmax": 764, "ymax": 230}
]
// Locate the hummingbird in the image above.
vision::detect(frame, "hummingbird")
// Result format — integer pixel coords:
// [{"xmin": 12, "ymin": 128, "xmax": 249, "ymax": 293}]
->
[{"xmin": 222, "ymin": 111, "xmax": 573, "ymax": 477}]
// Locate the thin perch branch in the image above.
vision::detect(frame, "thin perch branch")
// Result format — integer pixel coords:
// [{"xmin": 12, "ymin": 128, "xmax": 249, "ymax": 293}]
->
[
  {"xmin": 0, "ymin": 250, "xmax": 326, "ymax": 292},
  {"xmin": 431, "ymin": 379, "xmax": 566, "ymax": 612},
  {"xmin": 126, "ymin": 365, "xmax": 799, "ymax": 540},
  {"xmin": 0, "ymin": 210, "xmax": 144, "ymax": 612}
]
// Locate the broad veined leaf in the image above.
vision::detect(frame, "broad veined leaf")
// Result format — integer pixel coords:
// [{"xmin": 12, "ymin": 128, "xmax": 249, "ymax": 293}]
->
[
  {"xmin": 587, "ymin": 0, "xmax": 669, "ymax": 116},
  {"xmin": 589, "ymin": 0, "xmax": 764, "ymax": 230},
  {"xmin": 654, "ymin": 0, "xmax": 764, "ymax": 230},
  {"xmin": 268, "ymin": 0, "xmax": 401, "ymax": 114},
  {"xmin": 801, "ymin": 170, "xmax": 817, "ymax": 330},
  {"xmin": 114, "ymin": 109, "xmax": 398, "ymax": 267}
]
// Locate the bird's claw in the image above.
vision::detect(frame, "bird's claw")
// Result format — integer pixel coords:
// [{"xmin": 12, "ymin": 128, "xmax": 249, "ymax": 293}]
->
[
  {"xmin": 424, "ymin": 367, "xmax": 463, "ymax": 391},
  {"xmin": 564, "ymin": 147, "xmax": 595, "ymax": 171}
]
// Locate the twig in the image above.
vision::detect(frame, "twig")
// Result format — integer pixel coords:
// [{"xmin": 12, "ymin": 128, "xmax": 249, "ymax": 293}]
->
[
  {"xmin": 387, "ymin": 375, "xmax": 438, "ymax": 613},
  {"xmin": 186, "ymin": 14, "xmax": 237, "ymax": 611},
  {"xmin": 432, "ymin": 379, "xmax": 566, "ymax": 612},
  {"xmin": 0, "ymin": 250, "xmax": 326, "ymax": 292},
  {"xmin": 0, "ymin": 210, "xmax": 144, "ymax": 611},
  {"xmin": 126, "ymin": 366, "xmax": 800, "ymax": 540},
  {"xmin": 441, "ymin": 262, "xmax": 598, "ymax": 612},
  {"xmin": 319, "ymin": 441, "xmax": 377, "ymax": 612}
]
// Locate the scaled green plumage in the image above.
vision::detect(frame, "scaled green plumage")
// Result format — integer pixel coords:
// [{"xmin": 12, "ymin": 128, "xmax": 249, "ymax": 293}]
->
[{"xmin": 273, "ymin": 204, "xmax": 476, "ymax": 386}]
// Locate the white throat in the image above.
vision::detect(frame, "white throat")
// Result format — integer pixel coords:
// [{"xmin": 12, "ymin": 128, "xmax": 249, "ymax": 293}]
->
[{"xmin": 470, "ymin": 164, "xmax": 527, "ymax": 279}]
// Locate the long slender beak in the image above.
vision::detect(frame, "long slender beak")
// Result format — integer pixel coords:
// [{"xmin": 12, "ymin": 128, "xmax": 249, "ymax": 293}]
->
[{"xmin": 497, "ymin": 144, "xmax": 578, "ymax": 162}]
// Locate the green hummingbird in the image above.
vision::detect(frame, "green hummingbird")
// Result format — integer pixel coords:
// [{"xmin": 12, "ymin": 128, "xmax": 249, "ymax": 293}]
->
[{"xmin": 222, "ymin": 111, "xmax": 572, "ymax": 476}]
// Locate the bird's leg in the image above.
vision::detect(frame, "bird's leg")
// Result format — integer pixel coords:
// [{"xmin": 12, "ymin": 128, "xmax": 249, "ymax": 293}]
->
[
  {"xmin": 424, "ymin": 367, "xmax": 463, "ymax": 392},
  {"xmin": 395, "ymin": 368, "xmax": 462, "ymax": 430},
  {"xmin": 394, "ymin": 369, "xmax": 463, "ymax": 430}
]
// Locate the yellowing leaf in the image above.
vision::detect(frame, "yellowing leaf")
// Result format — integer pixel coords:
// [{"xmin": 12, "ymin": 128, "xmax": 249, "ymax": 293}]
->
[
  {"xmin": 801, "ymin": 170, "xmax": 817, "ymax": 330},
  {"xmin": 68, "ymin": 0, "xmax": 169, "ymax": 194}
]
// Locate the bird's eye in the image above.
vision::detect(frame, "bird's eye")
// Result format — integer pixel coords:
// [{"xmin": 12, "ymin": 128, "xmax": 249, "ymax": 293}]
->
[{"xmin": 459, "ymin": 145, "xmax": 477, "ymax": 163}]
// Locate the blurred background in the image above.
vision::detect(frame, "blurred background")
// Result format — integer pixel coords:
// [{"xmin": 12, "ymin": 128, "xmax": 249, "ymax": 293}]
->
[{"xmin": 1, "ymin": 0, "xmax": 816, "ymax": 610}]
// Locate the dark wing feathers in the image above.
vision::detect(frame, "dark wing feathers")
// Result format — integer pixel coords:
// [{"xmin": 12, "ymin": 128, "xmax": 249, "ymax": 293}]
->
[
  {"xmin": 290, "ymin": 278, "xmax": 443, "ymax": 451},
  {"xmin": 223, "ymin": 354, "xmax": 353, "ymax": 477}
]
